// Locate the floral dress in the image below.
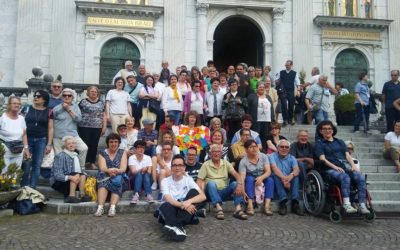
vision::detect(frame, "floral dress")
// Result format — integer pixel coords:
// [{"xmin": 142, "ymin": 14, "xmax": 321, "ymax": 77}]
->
[{"xmin": 97, "ymin": 149, "xmax": 127, "ymax": 197}]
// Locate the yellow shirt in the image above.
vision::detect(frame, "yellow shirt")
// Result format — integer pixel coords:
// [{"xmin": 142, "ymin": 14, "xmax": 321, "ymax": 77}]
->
[
  {"xmin": 231, "ymin": 141, "xmax": 246, "ymax": 161},
  {"xmin": 198, "ymin": 159, "xmax": 234, "ymax": 190}
]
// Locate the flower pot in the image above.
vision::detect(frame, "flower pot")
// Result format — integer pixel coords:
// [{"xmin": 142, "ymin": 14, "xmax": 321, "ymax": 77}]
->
[
  {"xmin": 335, "ymin": 112, "xmax": 355, "ymax": 126},
  {"xmin": 0, "ymin": 189, "xmax": 21, "ymax": 206}
]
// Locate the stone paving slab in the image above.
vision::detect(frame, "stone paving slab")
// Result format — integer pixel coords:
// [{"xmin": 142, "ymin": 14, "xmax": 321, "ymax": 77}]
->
[{"xmin": 0, "ymin": 213, "xmax": 399, "ymax": 249}]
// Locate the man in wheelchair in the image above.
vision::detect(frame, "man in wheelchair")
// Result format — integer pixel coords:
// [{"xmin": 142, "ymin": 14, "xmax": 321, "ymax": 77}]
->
[{"xmin": 314, "ymin": 120, "xmax": 370, "ymax": 215}]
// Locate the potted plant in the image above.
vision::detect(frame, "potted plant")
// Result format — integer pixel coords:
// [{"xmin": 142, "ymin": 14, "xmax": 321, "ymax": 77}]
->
[
  {"xmin": 0, "ymin": 143, "xmax": 23, "ymax": 206},
  {"xmin": 334, "ymin": 94, "xmax": 356, "ymax": 125}
]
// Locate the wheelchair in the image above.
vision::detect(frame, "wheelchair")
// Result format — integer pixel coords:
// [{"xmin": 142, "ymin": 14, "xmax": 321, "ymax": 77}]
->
[{"xmin": 302, "ymin": 168, "xmax": 376, "ymax": 223}]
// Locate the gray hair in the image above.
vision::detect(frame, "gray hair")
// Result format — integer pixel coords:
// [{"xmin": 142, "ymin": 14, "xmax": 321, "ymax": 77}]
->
[
  {"xmin": 210, "ymin": 144, "xmax": 222, "ymax": 152},
  {"xmin": 276, "ymin": 139, "xmax": 291, "ymax": 148},
  {"xmin": 319, "ymin": 74, "xmax": 328, "ymax": 80},
  {"xmin": 312, "ymin": 67, "xmax": 320, "ymax": 75},
  {"xmin": 62, "ymin": 88, "xmax": 77, "ymax": 100},
  {"xmin": 62, "ymin": 136, "xmax": 75, "ymax": 148}
]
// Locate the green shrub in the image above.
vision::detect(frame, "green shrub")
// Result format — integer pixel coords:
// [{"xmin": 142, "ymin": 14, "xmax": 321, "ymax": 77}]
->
[{"xmin": 334, "ymin": 94, "xmax": 356, "ymax": 113}]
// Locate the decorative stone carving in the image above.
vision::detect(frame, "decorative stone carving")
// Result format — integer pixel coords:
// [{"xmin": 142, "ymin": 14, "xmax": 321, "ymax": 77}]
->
[
  {"xmin": 145, "ymin": 33, "xmax": 154, "ymax": 42},
  {"xmin": 323, "ymin": 41, "xmax": 334, "ymax": 50},
  {"xmin": 236, "ymin": 8, "xmax": 245, "ymax": 15},
  {"xmin": 32, "ymin": 67, "xmax": 43, "ymax": 78},
  {"xmin": 85, "ymin": 30, "xmax": 96, "ymax": 39},
  {"xmin": 196, "ymin": 3, "xmax": 209, "ymax": 15},
  {"xmin": 273, "ymin": 7, "xmax": 285, "ymax": 19}
]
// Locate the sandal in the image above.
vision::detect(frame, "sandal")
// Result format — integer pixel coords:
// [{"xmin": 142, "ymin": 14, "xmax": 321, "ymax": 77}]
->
[
  {"xmin": 246, "ymin": 205, "xmax": 255, "ymax": 216},
  {"xmin": 264, "ymin": 205, "xmax": 273, "ymax": 216},
  {"xmin": 215, "ymin": 209, "xmax": 225, "ymax": 220},
  {"xmin": 233, "ymin": 210, "xmax": 248, "ymax": 220}
]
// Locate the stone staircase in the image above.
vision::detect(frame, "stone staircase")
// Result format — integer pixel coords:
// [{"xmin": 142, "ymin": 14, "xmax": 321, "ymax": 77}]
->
[{"xmin": 37, "ymin": 124, "xmax": 400, "ymax": 215}]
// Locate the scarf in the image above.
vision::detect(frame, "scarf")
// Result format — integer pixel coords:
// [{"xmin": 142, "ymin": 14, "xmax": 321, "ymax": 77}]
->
[
  {"xmin": 171, "ymin": 85, "xmax": 180, "ymax": 103},
  {"xmin": 63, "ymin": 149, "xmax": 81, "ymax": 173}
]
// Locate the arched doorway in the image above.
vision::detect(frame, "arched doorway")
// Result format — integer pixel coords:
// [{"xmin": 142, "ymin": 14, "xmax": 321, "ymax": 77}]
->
[
  {"xmin": 100, "ymin": 38, "xmax": 140, "ymax": 85},
  {"xmin": 213, "ymin": 17, "xmax": 264, "ymax": 72},
  {"xmin": 334, "ymin": 49, "xmax": 368, "ymax": 91}
]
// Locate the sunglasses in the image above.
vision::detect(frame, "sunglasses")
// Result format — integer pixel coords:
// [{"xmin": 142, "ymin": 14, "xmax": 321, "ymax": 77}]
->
[
  {"xmin": 52, "ymin": 85, "xmax": 62, "ymax": 89},
  {"xmin": 62, "ymin": 94, "xmax": 73, "ymax": 98},
  {"xmin": 34, "ymin": 95, "xmax": 42, "ymax": 98},
  {"xmin": 347, "ymin": 147, "xmax": 354, "ymax": 150},
  {"xmin": 279, "ymin": 146, "xmax": 290, "ymax": 149}
]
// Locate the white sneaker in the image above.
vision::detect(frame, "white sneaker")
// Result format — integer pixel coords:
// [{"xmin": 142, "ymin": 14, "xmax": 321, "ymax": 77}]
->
[
  {"xmin": 359, "ymin": 204, "xmax": 370, "ymax": 214},
  {"xmin": 162, "ymin": 225, "xmax": 187, "ymax": 242},
  {"xmin": 108, "ymin": 206, "xmax": 116, "ymax": 217},
  {"xmin": 343, "ymin": 203, "xmax": 357, "ymax": 214},
  {"xmin": 130, "ymin": 192, "xmax": 140, "ymax": 204},
  {"xmin": 151, "ymin": 182, "xmax": 158, "ymax": 191},
  {"xmin": 94, "ymin": 206, "xmax": 104, "ymax": 217}
]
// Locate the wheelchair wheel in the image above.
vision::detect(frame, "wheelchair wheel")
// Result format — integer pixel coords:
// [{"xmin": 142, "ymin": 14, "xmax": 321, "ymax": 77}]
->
[
  {"xmin": 364, "ymin": 209, "xmax": 376, "ymax": 223},
  {"xmin": 303, "ymin": 170, "xmax": 326, "ymax": 216},
  {"xmin": 329, "ymin": 210, "xmax": 342, "ymax": 223}
]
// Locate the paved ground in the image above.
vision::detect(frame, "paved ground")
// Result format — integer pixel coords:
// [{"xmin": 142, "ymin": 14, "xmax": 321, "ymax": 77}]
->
[{"xmin": 0, "ymin": 213, "xmax": 399, "ymax": 250}]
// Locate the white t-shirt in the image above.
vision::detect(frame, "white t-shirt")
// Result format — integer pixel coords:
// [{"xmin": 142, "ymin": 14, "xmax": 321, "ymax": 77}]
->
[
  {"xmin": 0, "ymin": 114, "xmax": 26, "ymax": 141},
  {"xmin": 161, "ymin": 175, "xmax": 200, "ymax": 201},
  {"xmin": 190, "ymin": 92, "xmax": 204, "ymax": 115},
  {"xmin": 156, "ymin": 145, "xmax": 180, "ymax": 155},
  {"xmin": 128, "ymin": 154, "xmax": 152, "ymax": 171},
  {"xmin": 106, "ymin": 89, "xmax": 130, "ymax": 115},
  {"xmin": 385, "ymin": 132, "xmax": 400, "ymax": 148},
  {"xmin": 257, "ymin": 97, "xmax": 272, "ymax": 122},
  {"xmin": 154, "ymin": 82, "xmax": 166, "ymax": 108},
  {"xmin": 157, "ymin": 157, "xmax": 172, "ymax": 173}
]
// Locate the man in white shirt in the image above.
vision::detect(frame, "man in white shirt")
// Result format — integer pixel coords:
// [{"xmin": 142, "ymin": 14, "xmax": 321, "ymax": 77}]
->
[
  {"xmin": 157, "ymin": 155, "xmax": 206, "ymax": 242},
  {"xmin": 205, "ymin": 77, "xmax": 224, "ymax": 125},
  {"xmin": 112, "ymin": 60, "xmax": 137, "ymax": 84}
]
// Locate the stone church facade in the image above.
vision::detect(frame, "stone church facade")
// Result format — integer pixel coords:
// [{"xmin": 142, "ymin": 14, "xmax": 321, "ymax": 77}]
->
[{"xmin": 1, "ymin": 0, "xmax": 399, "ymax": 93}]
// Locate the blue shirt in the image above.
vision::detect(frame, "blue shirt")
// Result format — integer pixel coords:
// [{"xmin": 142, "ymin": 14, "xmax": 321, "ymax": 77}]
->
[
  {"xmin": 269, "ymin": 152, "xmax": 298, "ymax": 176},
  {"xmin": 354, "ymin": 82, "xmax": 369, "ymax": 104},
  {"xmin": 124, "ymin": 82, "xmax": 143, "ymax": 104},
  {"xmin": 315, "ymin": 138, "xmax": 346, "ymax": 167},
  {"xmin": 382, "ymin": 81, "xmax": 400, "ymax": 107}
]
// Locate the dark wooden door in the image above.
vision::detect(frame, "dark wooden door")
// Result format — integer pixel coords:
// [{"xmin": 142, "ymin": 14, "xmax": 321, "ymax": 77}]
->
[{"xmin": 100, "ymin": 38, "xmax": 140, "ymax": 85}]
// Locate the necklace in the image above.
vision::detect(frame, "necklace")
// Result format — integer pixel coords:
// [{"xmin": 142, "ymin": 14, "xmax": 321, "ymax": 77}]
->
[{"xmin": 34, "ymin": 108, "xmax": 38, "ymax": 126}]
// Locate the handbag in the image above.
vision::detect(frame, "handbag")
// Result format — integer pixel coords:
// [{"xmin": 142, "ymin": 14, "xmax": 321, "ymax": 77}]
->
[
  {"xmin": 41, "ymin": 149, "xmax": 55, "ymax": 169},
  {"xmin": 2, "ymin": 140, "xmax": 24, "ymax": 154},
  {"xmin": 338, "ymin": 159, "xmax": 352, "ymax": 172},
  {"xmin": 144, "ymin": 85, "xmax": 161, "ymax": 113},
  {"xmin": 148, "ymin": 99, "xmax": 161, "ymax": 114},
  {"xmin": 13, "ymin": 199, "xmax": 41, "ymax": 215}
]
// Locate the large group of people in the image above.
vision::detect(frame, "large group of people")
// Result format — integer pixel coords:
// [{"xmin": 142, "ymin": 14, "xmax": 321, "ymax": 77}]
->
[{"xmin": 0, "ymin": 59, "xmax": 398, "ymax": 242}]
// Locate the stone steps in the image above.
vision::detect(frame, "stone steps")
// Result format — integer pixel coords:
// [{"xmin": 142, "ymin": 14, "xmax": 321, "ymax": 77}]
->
[
  {"xmin": 366, "ymin": 173, "xmax": 400, "ymax": 181},
  {"xmin": 372, "ymin": 201, "xmax": 400, "ymax": 213},
  {"xmin": 369, "ymin": 190, "xmax": 400, "ymax": 201},
  {"xmin": 367, "ymin": 181, "xmax": 400, "ymax": 190},
  {"xmin": 361, "ymin": 165, "xmax": 397, "ymax": 173}
]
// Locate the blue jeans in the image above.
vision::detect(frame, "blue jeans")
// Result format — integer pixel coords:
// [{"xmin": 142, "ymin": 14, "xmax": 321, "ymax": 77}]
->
[
  {"xmin": 134, "ymin": 172, "xmax": 152, "ymax": 195},
  {"xmin": 297, "ymin": 161, "xmax": 308, "ymax": 185},
  {"xmin": 244, "ymin": 175, "xmax": 274, "ymax": 199},
  {"xmin": 205, "ymin": 180, "xmax": 244, "ymax": 206},
  {"xmin": 273, "ymin": 175, "xmax": 300, "ymax": 202},
  {"xmin": 312, "ymin": 109, "xmax": 328, "ymax": 124},
  {"xmin": 354, "ymin": 103, "xmax": 370, "ymax": 131},
  {"xmin": 167, "ymin": 110, "xmax": 181, "ymax": 125},
  {"xmin": 21, "ymin": 137, "xmax": 47, "ymax": 189},
  {"xmin": 325, "ymin": 169, "xmax": 366, "ymax": 203}
]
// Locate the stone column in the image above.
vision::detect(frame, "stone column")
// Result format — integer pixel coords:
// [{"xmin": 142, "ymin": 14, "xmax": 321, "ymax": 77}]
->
[
  {"xmin": 196, "ymin": 3, "xmax": 209, "ymax": 67},
  {"xmin": 272, "ymin": 7, "xmax": 285, "ymax": 74}
]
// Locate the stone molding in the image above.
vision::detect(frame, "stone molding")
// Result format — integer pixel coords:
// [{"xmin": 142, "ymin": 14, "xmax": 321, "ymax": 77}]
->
[
  {"xmin": 196, "ymin": 2, "xmax": 209, "ymax": 15},
  {"xmin": 272, "ymin": 7, "xmax": 285, "ymax": 19},
  {"xmin": 198, "ymin": 0, "xmax": 285, "ymax": 10},
  {"xmin": 314, "ymin": 16, "xmax": 393, "ymax": 31},
  {"xmin": 75, "ymin": 0, "xmax": 163, "ymax": 18}
]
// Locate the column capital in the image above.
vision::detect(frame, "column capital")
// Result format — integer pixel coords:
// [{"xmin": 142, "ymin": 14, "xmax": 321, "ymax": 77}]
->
[
  {"xmin": 273, "ymin": 7, "xmax": 285, "ymax": 20},
  {"xmin": 196, "ymin": 3, "xmax": 209, "ymax": 15}
]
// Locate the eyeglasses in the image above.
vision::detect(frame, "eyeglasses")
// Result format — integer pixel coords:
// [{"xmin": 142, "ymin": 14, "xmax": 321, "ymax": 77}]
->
[
  {"xmin": 279, "ymin": 145, "xmax": 290, "ymax": 149},
  {"xmin": 347, "ymin": 147, "xmax": 354, "ymax": 151},
  {"xmin": 194, "ymin": 85, "xmax": 201, "ymax": 88},
  {"xmin": 34, "ymin": 95, "xmax": 42, "ymax": 98},
  {"xmin": 271, "ymin": 127, "xmax": 279, "ymax": 130},
  {"xmin": 242, "ymin": 134, "xmax": 250, "ymax": 136},
  {"xmin": 162, "ymin": 148, "xmax": 171, "ymax": 151},
  {"xmin": 62, "ymin": 94, "xmax": 72, "ymax": 98},
  {"xmin": 52, "ymin": 85, "xmax": 62, "ymax": 89},
  {"xmin": 171, "ymin": 164, "xmax": 185, "ymax": 168},
  {"xmin": 321, "ymin": 128, "xmax": 333, "ymax": 131},
  {"xmin": 187, "ymin": 153, "xmax": 197, "ymax": 157}
]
